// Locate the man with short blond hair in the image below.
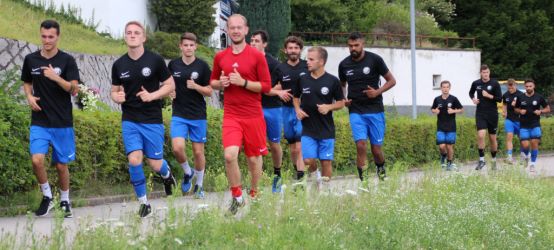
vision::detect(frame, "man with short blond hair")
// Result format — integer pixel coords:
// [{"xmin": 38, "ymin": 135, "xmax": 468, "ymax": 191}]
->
[{"xmin": 111, "ymin": 20, "xmax": 176, "ymax": 218}]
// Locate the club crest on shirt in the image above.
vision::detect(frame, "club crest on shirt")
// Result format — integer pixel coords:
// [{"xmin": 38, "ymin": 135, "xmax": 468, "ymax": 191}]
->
[
  {"xmin": 54, "ymin": 67, "xmax": 62, "ymax": 75},
  {"xmin": 142, "ymin": 67, "xmax": 151, "ymax": 77},
  {"xmin": 533, "ymin": 100, "xmax": 538, "ymax": 106},
  {"xmin": 191, "ymin": 72, "xmax": 199, "ymax": 80},
  {"xmin": 487, "ymin": 85, "xmax": 492, "ymax": 91},
  {"xmin": 447, "ymin": 103, "xmax": 452, "ymax": 108},
  {"xmin": 321, "ymin": 87, "xmax": 329, "ymax": 95},
  {"xmin": 363, "ymin": 67, "xmax": 370, "ymax": 75}
]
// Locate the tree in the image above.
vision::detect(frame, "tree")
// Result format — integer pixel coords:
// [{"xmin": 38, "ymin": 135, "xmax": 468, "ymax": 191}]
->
[
  {"xmin": 149, "ymin": 0, "xmax": 217, "ymax": 42},
  {"xmin": 239, "ymin": 0, "xmax": 291, "ymax": 56},
  {"xmin": 290, "ymin": 0, "xmax": 349, "ymax": 33},
  {"xmin": 445, "ymin": 0, "xmax": 554, "ymax": 96}
]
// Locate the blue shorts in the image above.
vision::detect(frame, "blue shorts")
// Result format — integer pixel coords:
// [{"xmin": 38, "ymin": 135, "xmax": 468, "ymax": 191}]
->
[
  {"xmin": 504, "ymin": 119, "xmax": 520, "ymax": 135},
  {"xmin": 30, "ymin": 126, "xmax": 76, "ymax": 164},
  {"xmin": 122, "ymin": 121, "xmax": 165, "ymax": 159},
  {"xmin": 170, "ymin": 116, "xmax": 207, "ymax": 143},
  {"xmin": 520, "ymin": 127, "xmax": 541, "ymax": 141},
  {"xmin": 436, "ymin": 131, "xmax": 457, "ymax": 145},
  {"xmin": 349, "ymin": 112, "xmax": 386, "ymax": 146},
  {"xmin": 282, "ymin": 106, "xmax": 302, "ymax": 144},
  {"xmin": 301, "ymin": 136, "xmax": 335, "ymax": 160},
  {"xmin": 263, "ymin": 107, "xmax": 283, "ymax": 143}
]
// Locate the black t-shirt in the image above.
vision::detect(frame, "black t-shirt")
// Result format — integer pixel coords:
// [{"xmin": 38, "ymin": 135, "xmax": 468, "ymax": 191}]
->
[
  {"xmin": 168, "ymin": 57, "xmax": 211, "ymax": 120},
  {"xmin": 112, "ymin": 50, "xmax": 171, "ymax": 124},
  {"xmin": 274, "ymin": 60, "xmax": 309, "ymax": 107},
  {"xmin": 294, "ymin": 72, "xmax": 344, "ymax": 139},
  {"xmin": 431, "ymin": 94, "xmax": 463, "ymax": 132},
  {"xmin": 338, "ymin": 50, "xmax": 389, "ymax": 114},
  {"xmin": 21, "ymin": 50, "xmax": 80, "ymax": 128},
  {"xmin": 261, "ymin": 54, "xmax": 281, "ymax": 108},
  {"xmin": 515, "ymin": 93, "xmax": 548, "ymax": 128},
  {"xmin": 468, "ymin": 78, "xmax": 502, "ymax": 115},
  {"xmin": 502, "ymin": 90, "xmax": 524, "ymax": 122}
]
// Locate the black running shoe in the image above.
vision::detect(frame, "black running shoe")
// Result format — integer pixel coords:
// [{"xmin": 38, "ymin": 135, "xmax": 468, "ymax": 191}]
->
[
  {"xmin": 35, "ymin": 196, "xmax": 54, "ymax": 217},
  {"xmin": 377, "ymin": 166, "xmax": 387, "ymax": 181},
  {"xmin": 60, "ymin": 201, "xmax": 73, "ymax": 218},
  {"xmin": 228, "ymin": 197, "xmax": 245, "ymax": 215},
  {"xmin": 475, "ymin": 161, "xmax": 486, "ymax": 170},
  {"xmin": 139, "ymin": 204, "xmax": 152, "ymax": 218},
  {"xmin": 163, "ymin": 172, "xmax": 176, "ymax": 196}
]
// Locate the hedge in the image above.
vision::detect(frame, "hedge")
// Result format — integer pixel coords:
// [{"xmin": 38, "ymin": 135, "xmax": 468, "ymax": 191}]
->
[{"xmin": 2, "ymin": 95, "xmax": 554, "ymax": 195}]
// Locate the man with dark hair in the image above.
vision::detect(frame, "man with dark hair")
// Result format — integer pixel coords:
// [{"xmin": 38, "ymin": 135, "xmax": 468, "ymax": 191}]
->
[
  {"xmin": 210, "ymin": 15, "xmax": 272, "ymax": 215},
  {"xmin": 111, "ymin": 21, "xmax": 176, "ymax": 218},
  {"xmin": 469, "ymin": 64, "xmax": 502, "ymax": 170},
  {"xmin": 294, "ymin": 46, "xmax": 345, "ymax": 189},
  {"xmin": 501, "ymin": 78, "xmax": 525, "ymax": 164},
  {"xmin": 21, "ymin": 19, "xmax": 79, "ymax": 218},
  {"xmin": 339, "ymin": 32, "xmax": 396, "ymax": 184},
  {"xmin": 514, "ymin": 79, "xmax": 550, "ymax": 171},
  {"xmin": 272, "ymin": 36, "xmax": 308, "ymax": 188},
  {"xmin": 168, "ymin": 32, "xmax": 212, "ymax": 199},
  {"xmin": 431, "ymin": 81, "xmax": 463, "ymax": 171}
]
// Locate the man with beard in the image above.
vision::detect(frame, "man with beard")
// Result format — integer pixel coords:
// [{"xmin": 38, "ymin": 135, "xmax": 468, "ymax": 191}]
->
[
  {"xmin": 210, "ymin": 14, "xmax": 272, "ymax": 215},
  {"xmin": 514, "ymin": 79, "xmax": 550, "ymax": 171},
  {"xmin": 272, "ymin": 36, "xmax": 308, "ymax": 189},
  {"xmin": 468, "ymin": 65, "xmax": 502, "ymax": 170},
  {"xmin": 338, "ymin": 32, "xmax": 396, "ymax": 184}
]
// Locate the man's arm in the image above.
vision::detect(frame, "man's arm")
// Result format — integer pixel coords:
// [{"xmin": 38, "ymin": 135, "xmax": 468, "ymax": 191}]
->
[
  {"xmin": 111, "ymin": 85, "xmax": 125, "ymax": 104},
  {"xmin": 23, "ymin": 82, "xmax": 41, "ymax": 111},
  {"xmin": 41, "ymin": 64, "xmax": 79, "ymax": 95},
  {"xmin": 363, "ymin": 71, "xmax": 396, "ymax": 98},
  {"xmin": 293, "ymin": 97, "xmax": 309, "ymax": 120},
  {"xmin": 188, "ymin": 80, "xmax": 213, "ymax": 97},
  {"xmin": 137, "ymin": 77, "xmax": 176, "ymax": 102}
]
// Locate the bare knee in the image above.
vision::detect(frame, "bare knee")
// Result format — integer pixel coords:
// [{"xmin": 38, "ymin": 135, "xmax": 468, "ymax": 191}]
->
[
  {"xmin": 128, "ymin": 152, "xmax": 143, "ymax": 166},
  {"xmin": 31, "ymin": 155, "xmax": 44, "ymax": 168},
  {"xmin": 224, "ymin": 152, "xmax": 238, "ymax": 164}
]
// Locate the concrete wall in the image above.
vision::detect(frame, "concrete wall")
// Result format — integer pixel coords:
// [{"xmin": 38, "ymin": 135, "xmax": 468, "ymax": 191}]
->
[
  {"xmin": 26, "ymin": 0, "xmax": 156, "ymax": 38},
  {"xmin": 304, "ymin": 46, "xmax": 481, "ymax": 111}
]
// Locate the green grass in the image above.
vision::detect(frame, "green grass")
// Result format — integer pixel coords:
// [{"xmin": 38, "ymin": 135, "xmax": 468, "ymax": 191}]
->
[
  {"xmin": 0, "ymin": 0, "xmax": 126, "ymax": 55},
  {"xmin": 2, "ymin": 168, "xmax": 553, "ymax": 249}
]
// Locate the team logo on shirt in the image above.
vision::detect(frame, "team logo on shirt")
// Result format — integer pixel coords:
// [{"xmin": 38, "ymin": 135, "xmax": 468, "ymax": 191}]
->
[
  {"xmin": 487, "ymin": 85, "xmax": 492, "ymax": 91},
  {"xmin": 232, "ymin": 62, "xmax": 239, "ymax": 68},
  {"xmin": 173, "ymin": 71, "xmax": 181, "ymax": 78},
  {"xmin": 476, "ymin": 86, "xmax": 482, "ymax": 90},
  {"xmin": 363, "ymin": 67, "xmax": 370, "ymax": 75},
  {"xmin": 321, "ymin": 87, "xmax": 329, "ymax": 95},
  {"xmin": 533, "ymin": 100, "xmax": 538, "ymax": 106},
  {"xmin": 54, "ymin": 67, "xmax": 62, "ymax": 75},
  {"xmin": 447, "ymin": 103, "xmax": 452, "ymax": 108},
  {"xmin": 521, "ymin": 101, "xmax": 527, "ymax": 106},
  {"xmin": 299, "ymin": 72, "xmax": 306, "ymax": 76},
  {"xmin": 142, "ymin": 67, "xmax": 152, "ymax": 77},
  {"xmin": 346, "ymin": 69, "xmax": 354, "ymax": 76},
  {"xmin": 302, "ymin": 87, "xmax": 310, "ymax": 94},
  {"xmin": 31, "ymin": 67, "xmax": 41, "ymax": 75},
  {"xmin": 283, "ymin": 75, "xmax": 291, "ymax": 82},
  {"xmin": 191, "ymin": 72, "xmax": 199, "ymax": 80}
]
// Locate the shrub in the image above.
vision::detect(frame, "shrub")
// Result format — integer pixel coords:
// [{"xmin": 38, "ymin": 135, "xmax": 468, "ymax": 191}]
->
[{"xmin": 2, "ymin": 99, "xmax": 554, "ymax": 196}]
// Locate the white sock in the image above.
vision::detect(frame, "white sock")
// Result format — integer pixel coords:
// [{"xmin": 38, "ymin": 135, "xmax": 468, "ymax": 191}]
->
[
  {"xmin": 479, "ymin": 156, "xmax": 485, "ymax": 162},
  {"xmin": 138, "ymin": 195, "xmax": 148, "ymax": 204},
  {"xmin": 520, "ymin": 152, "xmax": 526, "ymax": 158},
  {"xmin": 316, "ymin": 170, "xmax": 322, "ymax": 180},
  {"xmin": 491, "ymin": 157, "xmax": 496, "ymax": 162},
  {"xmin": 195, "ymin": 169, "xmax": 204, "ymax": 187},
  {"xmin": 60, "ymin": 189, "xmax": 70, "ymax": 202},
  {"xmin": 235, "ymin": 195, "xmax": 243, "ymax": 203},
  {"xmin": 507, "ymin": 154, "xmax": 512, "ymax": 160},
  {"xmin": 181, "ymin": 161, "xmax": 192, "ymax": 176},
  {"xmin": 40, "ymin": 182, "xmax": 52, "ymax": 198}
]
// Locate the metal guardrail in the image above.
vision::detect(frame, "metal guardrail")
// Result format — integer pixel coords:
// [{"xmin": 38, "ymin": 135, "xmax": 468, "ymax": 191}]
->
[{"xmin": 289, "ymin": 32, "xmax": 477, "ymax": 49}]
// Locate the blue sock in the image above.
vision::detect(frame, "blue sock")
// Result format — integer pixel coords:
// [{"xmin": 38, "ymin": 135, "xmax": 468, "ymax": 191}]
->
[
  {"xmin": 531, "ymin": 150, "xmax": 539, "ymax": 162},
  {"xmin": 507, "ymin": 149, "xmax": 513, "ymax": 155},
  {"xmin": 129, "ymin": 164, "xmax": 146, "ymax": 198},
  {"xmin": 158, "ymin": 160, "xmax": 170, "ymax": 179}
]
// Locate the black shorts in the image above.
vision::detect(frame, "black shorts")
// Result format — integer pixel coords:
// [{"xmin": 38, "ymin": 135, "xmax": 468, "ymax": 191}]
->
[{"xmin": 475, "ymin": 112, "xmax": 498, "ymax": 134}]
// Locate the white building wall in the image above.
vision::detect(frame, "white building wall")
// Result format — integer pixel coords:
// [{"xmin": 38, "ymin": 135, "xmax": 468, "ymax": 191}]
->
[
  {"xmin": 304, "ymin": 46, "xmax": 481, "ymax": 107},
  {"xmin": 27, "ymin": 0, "xmax": 157, "ymax": 38}
]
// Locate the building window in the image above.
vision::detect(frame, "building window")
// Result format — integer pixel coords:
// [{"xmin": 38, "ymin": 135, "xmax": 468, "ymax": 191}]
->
[{"xmin": 433, "ymin": 74, "xmax": 442, "ymax": 89}]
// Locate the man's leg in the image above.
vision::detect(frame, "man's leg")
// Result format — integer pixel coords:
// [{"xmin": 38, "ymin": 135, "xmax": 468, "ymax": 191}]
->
[
  {"xmin": 439, "ymin": 144, "xmax": 447, "ymax": 165},
  {"xmin": 269, "ymin": 142, "xmax": 283, "ymax": 174},
  {"xmin": 290, "ymin": 142, "xmax": 305, "ymax": 178},
  {"xmin": 192, "ymin": 142, "xmax": 206, "ymax": 188},
  {"xmin": 475, "ymin": 129, "xmax": 487, "ymax": 170},
  {"xmin": 506, "ymin": 132, "xmax": 514, "ymax": 161},
  {"xmin": 246, "ymin": 155, "xmax": 263, "ymax": 197},
  {"xmin": 32, "ymin": 154, "xmax": 49, "ymax": 196},
  {"xmin": 356, "ymin": 140, "xmax": 367, "ymax": 180},
  {"xmin": 529, "ymin": 139, "xmax": 540, "ymax": 170}
]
